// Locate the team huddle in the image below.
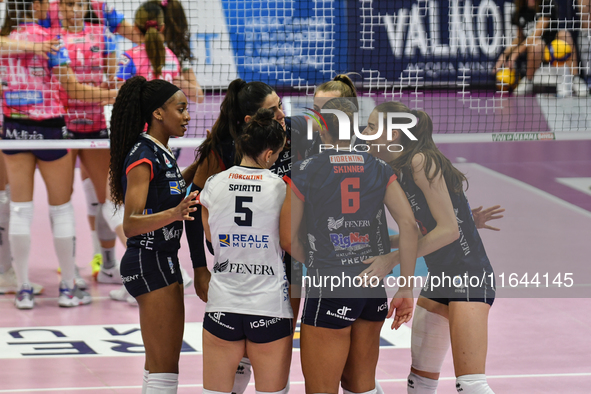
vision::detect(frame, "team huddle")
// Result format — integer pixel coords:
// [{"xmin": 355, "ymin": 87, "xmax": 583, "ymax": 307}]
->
[{"xmin": 0, "ymin": 0, "xmax": 503, "ymax": 393}]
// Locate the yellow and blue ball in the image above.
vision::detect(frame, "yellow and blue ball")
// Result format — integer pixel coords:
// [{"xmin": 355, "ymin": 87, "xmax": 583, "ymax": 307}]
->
[
  {"xmin": 496, "ymin": 68, "xmax": 516, "ymax": 91},
  {"xmin": 544, "ymin": 39, "xmax": 572, "ymax": 66}
]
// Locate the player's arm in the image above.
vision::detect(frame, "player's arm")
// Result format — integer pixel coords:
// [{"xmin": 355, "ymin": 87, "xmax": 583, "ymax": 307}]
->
[
  {"xmin": 123, "ymin": 163, "xmax": 198, "ymax": 237},
  {"xmin": 515, "ymin": 17, "xmax": 550, "ymax": 57},
  {"xmin": 201, "ymin": 205, "xmax": 211, "ymax": 243},
  {"xmin": 360, "ymin": 180, "xmax": 418, "ymax": 282},
  {"xmin": 279, "ymin": 183, "xmax": 291, "ymax": 254},
  {"xmin": 115, "ymin": 20, "xmax": 143, "ymax": 44},
  {"xmin": 173, "ymin": 68, "xmax": 204, "ymax": 103},
  {"xmin": 0, "ymin": 37, "xmax": 59, "ymax": 59},
  {"xmin": 287, "ymin": 186, "xmax": 306, "ymax": 264}
]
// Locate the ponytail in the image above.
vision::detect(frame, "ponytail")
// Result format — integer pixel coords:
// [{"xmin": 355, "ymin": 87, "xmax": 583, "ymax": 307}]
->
[
  {"xmin": 195, "ymin": 79, "xmax": 274, "ymax": 169},
  {"xmin": 316, "ymin": 73, "xmax": 359, "ymax": 110},
  {"xmin": 135, "ymin": 1, "xmax": 166, "ymax": 77},
  {"xmin": 154, "ymin": 0, "xmax": 192, "ymax": 65},
  {"xmin": 237, "ymin": 108, "xmax": 285, "ymax": 166}
]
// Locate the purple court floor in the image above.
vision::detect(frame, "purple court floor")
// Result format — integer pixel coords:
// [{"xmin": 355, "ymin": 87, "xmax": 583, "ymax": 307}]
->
[{"xmin": 1, "ymin": 92, "xmax": 591, "ymax": 393}]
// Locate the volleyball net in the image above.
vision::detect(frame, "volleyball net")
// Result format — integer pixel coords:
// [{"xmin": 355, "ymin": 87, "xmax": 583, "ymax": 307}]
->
[{"xmin": 0, "ymin": 0, "xmax": 589, "ymax": 150}]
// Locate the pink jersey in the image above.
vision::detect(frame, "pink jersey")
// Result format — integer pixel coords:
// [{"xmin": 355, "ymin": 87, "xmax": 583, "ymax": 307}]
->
[
  {"xmin": 0, "ymin": 24, "xmax": 69, "ymax": 121},
  {"xmin": 55, "ymin": 23, "xmax": 115, "ymax": 132},
  {"xmin": 46, "ymin": 1, "xmax": 124, "ymax": 33},
  {"xmin": 117, "ymin": 44, "xmax": 180, "ymax": 83}
]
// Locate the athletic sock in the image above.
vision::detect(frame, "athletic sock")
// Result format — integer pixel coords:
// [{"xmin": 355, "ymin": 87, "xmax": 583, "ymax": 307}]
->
[
  {"xmin": 145, "ymin": 373, "xmax": 178, "ymax": 394},
  {"xmin": 232, "ymin": 357, "xmax": 252, "ymax": 394},
  {"xmin": 49, "ymin": 202, "xmax": 76, "ymax": 289},
  {"xmin": 142, "ymin": 369, "xmax": 149, "ymax": 394},
  {"xmin": 342, "ymin": 388, "xmax": 377, "ymax": 394},
  {"xmin": 455, "ymin": 374, "xmax": 494, "ymax": 394},
  {"xmin": 407, "ymin": 372, "xmax": 438, "ymax": 394},
  {"xmin": 0, "ymin": 190, "xmax": 11, "ymax": 273},
  {"xmin": 9, "ymin": 201, "xmax": 34, "ymax": 287},
  {"xmin": 101, "ymin": 246, "xmax": 117, "ymax": 270},
  {"xmin": 91, "ymin": 230, "xmax": 101, "ymax": 255}
]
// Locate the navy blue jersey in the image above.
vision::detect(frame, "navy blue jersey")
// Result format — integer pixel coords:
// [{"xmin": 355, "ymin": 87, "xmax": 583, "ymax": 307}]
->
[
  {"xmin": 122, "ymin": 134, "xmax": 187, "ymax": 252},
  {"xmin": 398, "ymin": 167, "xmax": 493, "ymax": 272},
  {"xmin": 288, "ymin": 150, "xmax": 396, "ymax": 268}
]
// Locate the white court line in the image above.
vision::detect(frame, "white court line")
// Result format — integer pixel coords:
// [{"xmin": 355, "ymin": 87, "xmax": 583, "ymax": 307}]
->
[
  {"xmin": 1, "ymin": 373, "xmax": 590, "ymax": 392},
  {"xmin": 462, "ymin": 163, "xmax": 591, "ymax": 219}
]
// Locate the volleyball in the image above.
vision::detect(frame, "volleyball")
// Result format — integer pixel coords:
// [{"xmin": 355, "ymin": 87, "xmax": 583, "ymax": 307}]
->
[
  {"xmin": 496, "ymin": 68, "xmax": 516, "ymax": 91},
  {"xmin": 544, "ymin": 39, "xmax": 572, "ymax": 66}
]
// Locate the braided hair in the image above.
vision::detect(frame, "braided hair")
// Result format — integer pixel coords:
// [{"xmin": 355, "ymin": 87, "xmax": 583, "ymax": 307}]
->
[{"xmin": 109, "ymin": 76, "xmax": 176, "ymax": 207}]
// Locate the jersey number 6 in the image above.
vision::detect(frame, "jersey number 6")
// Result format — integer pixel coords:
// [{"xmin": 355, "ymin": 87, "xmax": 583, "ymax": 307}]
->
[
  {"xmin": 235, "ymin": 196, "xmax": 253, "ymax": 227},
  {"xmin": 341, "ymin": 178, "xmax": 360, "ymax": 214}
]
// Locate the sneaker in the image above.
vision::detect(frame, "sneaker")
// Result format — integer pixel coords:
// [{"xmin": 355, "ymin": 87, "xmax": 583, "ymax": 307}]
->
[
  {"xmin": 513, "ymin": 77, "xmax": 533, "ymax": 95},
  {"xmin": 90, "ymin": 254, "xmax": 102, "ymax": 279},
  {"xmin": 572, "ymin": 76, "xmax": 589, "ymax": 97},
  {"xmin": 58, "ymin": 280, "xmax": 92, "ymax": 307},
  {"xmin": 0, "ymin": 268, "xmax": 44, "ymax": 295},
  {"xmin": 74, "ymin": 266, "xmax": 88, "ymax": 290},
  {"xmin": 96, "ymin": 265, "xmax": 122, "ymax": 284},
  {"xmin": 14, "ymin": 284, "xmax": 34, "ymax": 309},
  {"xmin": 180, "ymin": 265, "xmax": 193, "ymax": 289},
  {"xmin": 109, "ymin": 285, "xmax": 137, "ymax": 306}
]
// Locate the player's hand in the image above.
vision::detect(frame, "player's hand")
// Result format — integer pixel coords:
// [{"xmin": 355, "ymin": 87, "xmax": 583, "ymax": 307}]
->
[
  {"xmin": 176, "ymin": 191, "xmax": 199, "ymax": 221},
  {"xmin": 34, "ymin": 39, "xmax": 60, "ymax": 60},
  {"xmin": 358, "ymin": 252, "xmax": 400, "ymax": 284},
  {"xmin": 193, "ymin": 266, "xmax": 211, "ymax": 302},
  {"xmin": 493, "ymin": 55, "xmax": 514, "ymax": 74},
  {"xmin": 472, "ymin": 205, "xmax": 504, "ymax": 231},
  {"xmin": 387, "ymin": 289, "xmax": 414, "ymax": 330}
]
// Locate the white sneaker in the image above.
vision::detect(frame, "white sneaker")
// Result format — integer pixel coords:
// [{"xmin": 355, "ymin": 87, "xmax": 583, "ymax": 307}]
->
[
  {"xmin": 572, "ymin": 76, "xmax": 589, "ymax": 97},
  {"xmin": 109, "ymin": 285, "xmax": 137, "ymax": 306},
  {"xmin": 513, "ymin": 77, "xmax": 533, "ymax": 95},
  {"xmin": 58, "ymin": 280, "xmax": 92, "ymax": 307},
  {"xmin": 14, "ymin": 284, "xmax": 34, "ymax": 309},
  {"xmin": 74, "ymin": 266, "xmax": 88, "ymax": 290},
  {"xmin": 0, "ymin": 268, "xmax": 44, "ymax": 295},
  {"xmin": 180, "ymin": 265, "xmax": 193, "ymax": 289},
  {"xmin": 96, "ymin": 265, "xmax": 122, "ymax": 284}
]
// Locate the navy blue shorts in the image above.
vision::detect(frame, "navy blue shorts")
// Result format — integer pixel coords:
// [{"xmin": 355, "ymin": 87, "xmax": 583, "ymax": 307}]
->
[
  {"xmin": 67, "ymin": 129, "xmax": 109, "ymax": 139},
  {"xmin": 420, "ymin": 266, "xmax": 496, "ymax": 307},
  {"xmin": 203, "ymin": 312, "xmax": 293, "ymax": 343},
  {"xmin": 302, "ymin": 294, "xmax": 388, "ymax": 329},
  {"xmin": 2, "ymin": 117, "xmax": 68, "ymax": 161},
  {"xmin": 120, "ymin": 247, "xmax": 183, "ymax": 298}
]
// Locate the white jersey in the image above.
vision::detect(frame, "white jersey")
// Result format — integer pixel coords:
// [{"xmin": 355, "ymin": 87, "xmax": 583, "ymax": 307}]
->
[{"xmin": 199, "ymin": 165, "xmax": 292, "ymax": 319}]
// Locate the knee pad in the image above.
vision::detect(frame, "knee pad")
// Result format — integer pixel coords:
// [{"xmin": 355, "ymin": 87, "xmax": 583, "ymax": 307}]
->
[
  {"xmin": 9, "ymin": 201, "xmax": 34, "ymax": 235},
  {"xmin": 411, "ymin": 305, "xmax": 450, "ymax": 374},
  {"xmin": 456, "ymin": 374, "xmax": 494, "ymax": 394},
  {"xmin": 82, "ymin": 178, "xmax": 99, "ymax": 217},
  {"xmin": 101, "ymin": 199, "xmax": 124, "ymax": 232},
  {"xmin": 96, "ymin": 203, "xmax": 117, "ymax": 241},
  {"xmin": 49, "ymin": 202, "xmax": 76, "ymax": 238}
]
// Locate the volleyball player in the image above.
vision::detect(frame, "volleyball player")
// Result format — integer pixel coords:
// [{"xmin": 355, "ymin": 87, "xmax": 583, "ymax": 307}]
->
[
  {"xmin": 199, "ymin": 108, "xmax": 291, "ymax": 394},
  {"xmin": 0, "ymin": 0, "xmax": 117, "ymax": 309},
  {"xmin": 284, "ymin": 97, "xmax": 418, "ymax": 394},
  {"xmin": 494, "ymin": 0, "xmax": 587, "ymax": 96},
  {"xmin": 360, "ymin": 102, "xmax": 497, "ymax": 393},
  {"xmin": 109, "ymin": 76, "xmax": 198, "ymax": 394},
  {"xmin": 54, "ymin": 0, "xmax": 123, "ymax": 286},
  {"xmin": 107, "ymin": 0, "xmax": 199, "ymax": 304}
]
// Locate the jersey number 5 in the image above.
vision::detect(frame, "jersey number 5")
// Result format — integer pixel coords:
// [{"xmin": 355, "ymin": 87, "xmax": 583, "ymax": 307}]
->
[
  {"xmin": 234, "ymin": 196, "xmax": 253, "ymax": 226},
  {"xmin": 341, "ymin": 178, "xmax": 360, "ymax": 214}
]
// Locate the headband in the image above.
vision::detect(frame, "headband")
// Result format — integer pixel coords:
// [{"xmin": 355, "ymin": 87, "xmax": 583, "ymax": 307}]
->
[{"xmin": 142, "ymin": 82, "xmax": 181, "ymax": 122}]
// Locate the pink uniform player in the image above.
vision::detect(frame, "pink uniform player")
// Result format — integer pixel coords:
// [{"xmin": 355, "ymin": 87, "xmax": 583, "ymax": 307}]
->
[
  {"xmin": 0, "ymin": 23, "xmax": 70, "ymax": 121},
  {"xmin": 42, "ymin": 0, "xmax": 125, "ymax": 33},
  {"xmin": 54, "ymin": 23, "xmax": 116, "ymax": 133},
  {"xmin": 116, "ymin": 43, "xmax": 180, "ymax": 83}
]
